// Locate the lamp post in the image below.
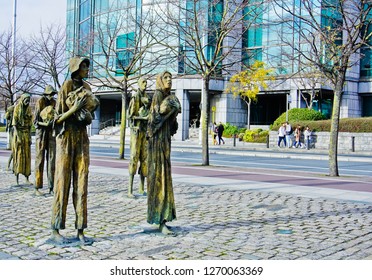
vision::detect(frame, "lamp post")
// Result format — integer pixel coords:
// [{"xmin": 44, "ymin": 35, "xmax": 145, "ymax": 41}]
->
[
  {"xmin": 286, "ymin": 93, "xmax": 292, "ymax": 122},
  {"xmin": 11, "ymin": 0, "xmax": 17, "ymax": 102},
  {"xmin": 7, "ymin": 0, "xmax": 17, "ymax": 150}
]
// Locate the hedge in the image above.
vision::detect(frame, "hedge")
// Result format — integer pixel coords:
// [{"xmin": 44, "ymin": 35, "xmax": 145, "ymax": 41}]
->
[{"xmin": 273, "ymin": 117, "xmax": 372, "ymax": 133}]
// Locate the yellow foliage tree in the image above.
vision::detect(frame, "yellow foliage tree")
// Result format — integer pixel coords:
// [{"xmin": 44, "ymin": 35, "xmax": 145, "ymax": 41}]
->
[{"xmin": 227, "ymin": 61, "xmax": 273, "ymax": 129}]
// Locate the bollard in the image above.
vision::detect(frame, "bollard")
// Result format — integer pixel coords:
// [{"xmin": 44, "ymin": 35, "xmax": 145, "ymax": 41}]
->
[
  {"xmin": 307, "ymin": 136, "xmax": 310, "ymax": 150},
  {"xmin": 266, "ymin": 134, "xmax": 269, "ymax": 148},
  {"xmin": 233, "ymin": 134, "xmax": 236, "ymax": 147},
  {"xmin": 351, "ymin": 136, "xmax": 355, "ymax": 152}
]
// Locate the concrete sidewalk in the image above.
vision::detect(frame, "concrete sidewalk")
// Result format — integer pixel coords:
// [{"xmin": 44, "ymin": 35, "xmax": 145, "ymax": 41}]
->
[{"xmin": 0, "ymin": 151, "xmax": 371, "ymax": 260}]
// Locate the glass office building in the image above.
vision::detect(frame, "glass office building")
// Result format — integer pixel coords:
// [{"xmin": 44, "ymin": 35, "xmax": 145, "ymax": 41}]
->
[{"xmin": 66, "ymin": 0, "xmax": 372, "ymax": 138}]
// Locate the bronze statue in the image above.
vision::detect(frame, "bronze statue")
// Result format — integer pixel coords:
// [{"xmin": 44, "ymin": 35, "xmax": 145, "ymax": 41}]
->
[
  {"xmin": 34, "ymin": 85, "xmax": 57, "ymax": 196},
  {"xmin": 50, "ymin": 56, "xmax": 98, "ymax": 245},
  {"xmin": 147, "ymin": 71, "xmax": 181, "ymax": 236},
  {"xmin": 127, "ymin": 77, "xmax": 150, "ymax": 198},
  {"xmin": 11, "ymin": 93, "xmax": 33, "ymax": 185},
  {"xmin": 4, "ymin": 105, "xmax": 15, "ymax": 170}
]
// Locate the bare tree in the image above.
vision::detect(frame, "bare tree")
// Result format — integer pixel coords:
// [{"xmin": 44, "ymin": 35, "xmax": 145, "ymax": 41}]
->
[
  {"xmin": 293, "ymin": 62, "xmax": 329, "ymax": 110},
  {"xmin": 28, "ymin": 24, "xmax": 67, "ymax": 91},
  {"xmin": 155, "ymin": 0, "xmax": 264, "ymax": 165},
  {"xmin": 88, "ymin": 4, "xmax": 168, "ymax": 159},
  {"xmin": 274, "ymin": 0, "xmax": 372, "ymax": 176},
  {"xmin": 0, "ymin": 30, "xmax": 42, "ymax": 105}
]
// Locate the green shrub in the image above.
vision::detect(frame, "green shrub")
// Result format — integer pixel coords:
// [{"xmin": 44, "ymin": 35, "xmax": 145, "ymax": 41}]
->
[
  {"xmin": 238, "ymin": 127, "xmax": 247, "ymax": 134},
  {"xmin": 243, "ymin": 129, "xmax": 268, "ymax": 143},
  {"xmin": 222, "ymin": 122, "xmax": 239, "ymax": 137},
  {"xmin": 271, "ymin": 108, "xmax": 326, "ymax": 130}
]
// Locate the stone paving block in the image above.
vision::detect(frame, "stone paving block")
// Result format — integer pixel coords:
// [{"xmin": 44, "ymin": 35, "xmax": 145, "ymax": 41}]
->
[{"xmin": 1, "ymin": 168, "xmax": 372, "ymax": 260}]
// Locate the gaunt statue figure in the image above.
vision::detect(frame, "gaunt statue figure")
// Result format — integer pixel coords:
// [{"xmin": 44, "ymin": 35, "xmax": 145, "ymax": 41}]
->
[
  {"xmin": 12, "ymin": 93, "xmax": 33, "ymax": 185},
  {"xmin": 5, "ymin": 105, "xmax": 15, "ymax": 170},
  {"xmin": 127, "ymin": 77, "xmax": 150, "ymax": 198},
  {"xmin": 50, "ymin": 56, "xmax": 99, "ymax": 245},
  {"xmin": 34, "ymin": 85, "xmax": 57, "ymax": 196},
  {"xmin": 146, "ymin": 71, "xmax": 181, "ymax": 236}
]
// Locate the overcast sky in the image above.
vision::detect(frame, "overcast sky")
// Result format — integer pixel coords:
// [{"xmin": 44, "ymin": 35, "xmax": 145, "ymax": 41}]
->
[{"xmin": 0, "ymin": 0, "xmax": 67, "ymax": 38}]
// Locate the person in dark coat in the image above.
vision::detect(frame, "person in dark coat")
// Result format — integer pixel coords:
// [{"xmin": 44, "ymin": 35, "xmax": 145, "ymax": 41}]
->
[{"xmin": 217, "ymin": 122, "xmax": 225, "ymax": 145}]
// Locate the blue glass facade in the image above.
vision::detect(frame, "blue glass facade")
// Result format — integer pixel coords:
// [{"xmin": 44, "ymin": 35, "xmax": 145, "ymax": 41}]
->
[{"xmin": 65, "ymin": 0, "xmax": 372, "ymax": 127}]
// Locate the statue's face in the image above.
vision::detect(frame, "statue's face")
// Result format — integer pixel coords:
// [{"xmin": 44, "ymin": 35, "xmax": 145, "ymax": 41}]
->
[
  {"xmin": 162, "ymin": 73, "xmax": 172, "ymax": 90},
  {"xmin": 46, "ymin": 94, "xmax": 55, "ymax": 101},
  {"xmin": 139, "ymin": 79, "xmax": 147, "ymax": 91},
  {"xmin": 23, "ymin": 96, "xmax": 30, "ymax": 106},
  {"xmin": 141, "ymin": 96, "xmax": 149, "ymax": 107},
  {"xmin": 78, "ymin": 62, "xmax": 89, "ymax": 79}
]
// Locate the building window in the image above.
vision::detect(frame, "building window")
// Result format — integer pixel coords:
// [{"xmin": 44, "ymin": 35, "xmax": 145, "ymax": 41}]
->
[{"xmin": 116, "ymin": 32, "xmax": 135, "ymax": 75}]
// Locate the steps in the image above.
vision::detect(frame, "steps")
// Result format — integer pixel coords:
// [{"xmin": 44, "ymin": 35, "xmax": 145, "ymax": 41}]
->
[{"xmin": 99, "ymin": 126, "xmax": 121, "ymax": 135}]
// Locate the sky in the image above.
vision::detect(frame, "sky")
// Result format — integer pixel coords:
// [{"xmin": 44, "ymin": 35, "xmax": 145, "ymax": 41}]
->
[{"xmin": 0, "ymin": 0, "xmax": 67, "ymax": 38}]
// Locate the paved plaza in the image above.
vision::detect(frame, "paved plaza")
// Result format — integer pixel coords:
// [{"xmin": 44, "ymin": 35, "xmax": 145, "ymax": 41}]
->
[{"xmin": 0, "ymin": 158, "xmax": 372, "ymax": 260}]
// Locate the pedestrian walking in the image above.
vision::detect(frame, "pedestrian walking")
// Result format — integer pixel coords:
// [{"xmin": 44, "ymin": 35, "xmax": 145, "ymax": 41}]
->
[
  {"xmin": 292, "ymin": 125, "xmax": 304, "ymax": 148},
  {"xmin": 212, "ymin": 122, "xmax": 218, "ymax": 145},
  {"xmin": 304, "ymin": 126, "xmax": 312, "ymax": 149},
  {"xmin": 217, "ymin": 122, "xmax": 225, "ymax": 145},
  {"xmin": 278, "ymin": 122, "xmax": 287, "ymax": 148},
  {"xmin": 285, "ymin": 121, "xmax": 293, "ymax": 148}
]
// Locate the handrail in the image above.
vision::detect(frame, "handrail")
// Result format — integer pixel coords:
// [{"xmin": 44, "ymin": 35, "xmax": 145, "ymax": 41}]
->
[{"xmin": 99, "ymin": 118, "xmax": 115, "ymax": 131}]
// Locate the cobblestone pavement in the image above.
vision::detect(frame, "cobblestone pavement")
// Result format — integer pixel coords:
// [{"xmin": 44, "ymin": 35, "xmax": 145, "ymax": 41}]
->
[{"xmin": 1, "ymin": 161, "xmax": 372, "ymax": 261}]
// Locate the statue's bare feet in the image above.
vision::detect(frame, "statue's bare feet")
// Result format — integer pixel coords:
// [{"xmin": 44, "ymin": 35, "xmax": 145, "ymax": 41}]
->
[
  {"xmin": 51, "ymin": 230, "xmax": 69, "ymax": 244},
  {"xmin": 159, "ymin": 223, "xmax": 177, "ymax": 237},
  {"xmin": 26, "ymin": 177, "xmax": 33, "ymax": 185},
  {"xmin": 138, "ymin": 190, "xmax": 147, "ymax": 196},
  {"xmin": 77, "ymin": 230, "xmax": 93, "ymax": 245},
  {"xmin": 127, "ymin": 193, "xmax": 135, "ymax": 199},
  {"xmin": 77, "ymin": 231, "xmax": 86, "ymax": 243},
  {"xmin": 34, "ymin": 189, "xmax": 43, "ymax": 196}
]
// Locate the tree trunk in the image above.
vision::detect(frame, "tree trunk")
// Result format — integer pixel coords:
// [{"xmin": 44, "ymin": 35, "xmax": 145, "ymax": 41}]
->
[
  {"xmin": 201, "ymin": 77, "xmax": 210, "ymax": 166},
  {"xmin": 247, "ymin": 100, "xmax": 251, "ymax": 130},
  {"xmin": 309, "ymin": 88, "xmax": 315, "ymax": 110},
  {"xmin": 118, "ymin": 85, "xmax": 128, "ymax": 159},
  {"xmin": 328, "ymin": 83, "xmax": 343, "ymax": 176}
]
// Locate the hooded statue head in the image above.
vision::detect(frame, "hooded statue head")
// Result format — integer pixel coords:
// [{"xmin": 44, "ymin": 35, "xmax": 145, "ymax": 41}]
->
[
  {"xmin": 155, "ymin": 71, "xmax": 172, "ymax": 94},
  {"xmin": 69, "ymin": 56, "xmax": 90, "ymax": 78},
  {"xmin": 43, "ymin": 85, "xmax": 57, "ymax": 95}
]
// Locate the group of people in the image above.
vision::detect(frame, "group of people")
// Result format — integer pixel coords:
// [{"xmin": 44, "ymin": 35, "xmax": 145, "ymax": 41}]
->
[
  {"xmin": 4, "ymin": 57, "xmax": 181, "ymax": 245},
  {"xmin": 278, "ymin": 121, "xmax": 312, "ymax": 149},
  {"xmin": 212, "ymin": 121, "xmax": 225, "ymax": 145}
]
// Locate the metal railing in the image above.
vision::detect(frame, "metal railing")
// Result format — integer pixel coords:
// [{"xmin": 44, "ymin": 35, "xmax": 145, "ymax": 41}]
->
[{"xmin": 99, "ymin": 118, "xmax": 115, "ymax": 131}]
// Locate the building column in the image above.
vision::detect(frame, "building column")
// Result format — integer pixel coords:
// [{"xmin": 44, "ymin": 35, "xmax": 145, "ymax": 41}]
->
[
  {"xmin": 289, "ymin": 89, "xmax": 297, "ymax": 110},
  {"xmin": 341, "ymin": 80, "xmax": 362, "ymax": 118},
  {"xmin": 89, "ymin": 98, "xmax": 101, "ymax": 136}
]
